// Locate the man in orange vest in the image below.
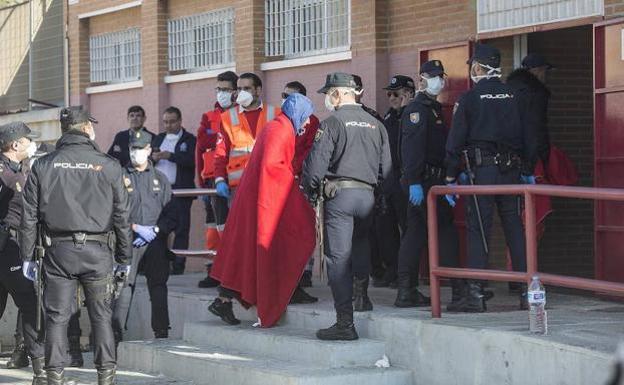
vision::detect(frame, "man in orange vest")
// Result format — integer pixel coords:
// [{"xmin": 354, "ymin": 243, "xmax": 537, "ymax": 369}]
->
[
  {"xmin": 213, "ymin": 73, "xmax": 280, "ymax": 199},
  {"xmin": 196, "ymin": 71, "xmax": 238, "ymax": 288}
]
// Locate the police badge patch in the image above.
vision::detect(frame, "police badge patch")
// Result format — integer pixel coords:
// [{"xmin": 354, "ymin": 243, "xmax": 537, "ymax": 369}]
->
[
  {"xmin": 180, "ymin": 143, "xmax": 188, "ymax": 152},
  {"xmin": 123, "ymin": 177, "xmax": 131, "ymax": 188},
  {"xmin": 314, "ymin": 129, "xmax": 324, "ymax": 142},
  {"xmin": 409, "ymin": 112, "xmax": 420, "ymax": 124}
]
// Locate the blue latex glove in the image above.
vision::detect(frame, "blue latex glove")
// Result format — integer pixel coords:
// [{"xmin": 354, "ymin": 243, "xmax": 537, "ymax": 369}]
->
[
  {"xmin": 445, "ymin": 181, "xmax": 457, "ymax": 207},
  {"xmin": 134, "ymin": 224, "xmax": 157, "ymax": 243},
  {"xmin": 409, "ymin": 184, "xmax": 424, "ymax": 206},
  {"xmin": 133, "ymin": 237, "xmax": 147, "ymax": 248},
  {"xmin": 216, "ymin": 181, "xmax": 231, "ymax": 199},
  {"xmin": 201, "ymin": 194, "xmax": 211, "ymax": 204},
  {"xmin": 458, "ymin": 172, "xmax": 469, "ymax": 185},
  {"xmin": 22, "ymin": 261, "xmax": 37, "ymax": 281},
  {"xmin": 521, "ymin": 174, "xmax": 536, "ymax": 185}
]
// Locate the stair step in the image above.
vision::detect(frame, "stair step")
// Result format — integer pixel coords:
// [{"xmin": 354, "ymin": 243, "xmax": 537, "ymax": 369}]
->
[
  {"xmin": 118, "ymin": 339, "xmax": 412, "ymax": 385},
  {"xmin": 182, "ymin": 321, "xmax": 386, "ymax": 368}
]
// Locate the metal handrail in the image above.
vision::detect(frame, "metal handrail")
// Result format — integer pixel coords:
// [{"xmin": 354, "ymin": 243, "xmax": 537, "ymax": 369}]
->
[
  {"xmin": 427, "ymin": 184, "xmax": 624, "ymax": 318},
  {"xmin": 170, "ymin": 187, "xmax": 218, "ymax": 257}
]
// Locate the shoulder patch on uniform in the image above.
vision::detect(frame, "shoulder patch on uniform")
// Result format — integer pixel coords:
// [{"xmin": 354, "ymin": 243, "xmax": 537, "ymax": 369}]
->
[
  {"xmin": 409, "ymin": 112, "xmax": 420, "ymax": 124},
  {"xmin": 113, "ymin": 145, "xmax": 121, "ymax": 152},
  {"xmin": 153, "ymin": 178, "xmax": 159, "ymax": 186},
  {"xmin": 180, "ymin": 142, "xmax": 188, "ymax": 152},
  {"xmin": 314, "ymin": 129, "xmax": 324, "ymax": 142},
  {"xmin": 453, "ymin": 102, "xmax": 459, "ymax": 115},
  {"xmin": 15, "ymin": 182, "xmax": 21, "ymax": 193},
  {"xmin": 123, "ymin": 176, "xmax": 131, "ymax": 188}
]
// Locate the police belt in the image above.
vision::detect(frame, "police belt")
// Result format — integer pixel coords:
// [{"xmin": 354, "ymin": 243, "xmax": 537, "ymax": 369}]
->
[
  {"xmin": 468, "ymin": 149, "xmax": 521, "ymax": 169},
  {"xmin": 424, "ymin": 164, "xmax": 445, "ymax": 181},
  {"xmin": 49, "ymin": 231, "xmax": 112, "ymax": 245},
  {"xmin": 329, "ymin": 179, "xmax": 374, "ymax": 191}
]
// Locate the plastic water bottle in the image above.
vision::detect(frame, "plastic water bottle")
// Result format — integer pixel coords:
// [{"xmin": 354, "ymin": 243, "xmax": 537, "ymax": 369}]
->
[{"xmin": 527, "ymin": 276, "xmax": 547, "ymax": 335}]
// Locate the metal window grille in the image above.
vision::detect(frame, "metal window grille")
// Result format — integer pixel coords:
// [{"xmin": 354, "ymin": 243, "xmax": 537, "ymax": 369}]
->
[
  {"xmin": 265, "ymin": 0, "xmax": 350, "ymax": 58},
  {"xmin": 168, "ymin": 8, "xmax": 235, "ymax": 72},
  {"xmin": 89, "ymin": 28, "xmax": 141, "ymax": 84}
]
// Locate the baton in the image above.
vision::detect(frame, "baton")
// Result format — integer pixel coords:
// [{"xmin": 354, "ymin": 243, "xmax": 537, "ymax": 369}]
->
[
  {"xmin": 315, "ymin": 182, "xmax": 326, "ymax": 283},
  {"xmin": 462, "ymin": 150, "xmax": 489, "ymax": 255}
]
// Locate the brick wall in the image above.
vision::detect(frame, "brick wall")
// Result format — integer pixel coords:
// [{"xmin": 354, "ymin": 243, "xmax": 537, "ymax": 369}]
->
[{"xmin": 605, "ymin": 0, "xmax": 624, "ymax": 16}]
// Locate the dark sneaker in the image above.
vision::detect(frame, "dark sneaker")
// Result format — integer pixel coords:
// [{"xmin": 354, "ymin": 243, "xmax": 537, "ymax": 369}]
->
[
  {"xmin": 289, "ymin": 287, "xmax": 318, "ymax": 304},
  {"xmin": 394, "ymin": 288, "xmax": 431, "ymax": 308},
  {"xmin": 208, "ymin": 298, "xmax": 241, "ymax": 325},
  {"xmin": 198, "ymin": 274, "xmax": 219, "ymax": 288},
  {"xmin": 316, "ymin": 323, "xmax": 359, "ymax": 341}
]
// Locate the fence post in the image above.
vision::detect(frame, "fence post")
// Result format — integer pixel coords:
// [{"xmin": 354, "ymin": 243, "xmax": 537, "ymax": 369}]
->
[
  {"xmin": 428, "ymin": 189, "xmax": 442, "ymax": 318},
  {"xmin": 524, "ymin": 189, "xmax": 538, "ymax": 282}
]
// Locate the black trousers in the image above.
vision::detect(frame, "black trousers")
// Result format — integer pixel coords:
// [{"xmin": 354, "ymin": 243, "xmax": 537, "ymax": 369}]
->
[
  {"xmin": 397, "ymin": 181, "xmax": 459, "ymax": 286},
  {"xmin": 43, "ymin": 240, "xmax": 115, "ymax": 371},
  {"xmin": 324, "ymin": 188, "xmax": 375, "ymax": 314},
  {"xmin": 466, "ymin": 165, "xmax": 526, "ymax": 272},
  {"xmin": 373, "ymin": 186, "xmax": 407, "ymax": 281},
  {"xmin": 0, "ymin": 238, "xmax": 44, "ymax": 359},
  {"xmin": 173, "ymin": 197, "xmax": 194, "ymax": 265}
]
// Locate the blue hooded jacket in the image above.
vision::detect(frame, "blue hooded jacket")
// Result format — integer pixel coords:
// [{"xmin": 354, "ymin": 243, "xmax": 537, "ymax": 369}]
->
[{"xmin": 281, "ymin": 93, "xmax": 314, "ymax": 136}]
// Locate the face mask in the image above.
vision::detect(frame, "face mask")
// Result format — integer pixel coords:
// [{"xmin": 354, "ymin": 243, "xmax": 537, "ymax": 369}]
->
[
  {"xmin": 424, "ymin": 76, "xmax": 444, "ymax": 96},
  {"xmin": 26, "ymin": 141, "xmax": 37, "ymax": 158},
  {"xmin": 324, "ymin": 94, "xmax": 336, "ymax": 112},
  {"xmin": 216, "ymin": 91, "xmax": 233, "ymax": 109},
  {"xmin": 165, "ymin": 133, "xmax": 179, "ymax": 140},
  {"xmin": 236, "ymin": 90, "xmax": 254, "ymax": 108},
  {"xmin": 89, "ymin": 131, "xmax": 96, "ymax": 141},
  {"xmin": 130, "ymin": 148, "xmax": 150, "ymax": 166}
]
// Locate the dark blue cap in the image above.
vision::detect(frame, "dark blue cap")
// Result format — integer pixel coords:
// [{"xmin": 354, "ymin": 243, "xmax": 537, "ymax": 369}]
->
[
  {"xmin": 383, "ymin": 75, "xmax": 415, "ymax": 90},
  {"xmin": 129, "ymin": 130, "xmax": 153, "ymax": 148},
  {"xmin": 521, "ymin": 53, "xmax": 554, "ymax": 70},
  {"xmin": 0, "ymin": 122, "xmax": 37, "ymax": 145},
  {"xmin": 420, "ymin": 60, "xmax": 445, "ymax": 77},
  {"xmin": 467, "ymin": 43, "xmax": 501, "ymax": 68},
  {"xmin": 59, "ymin": 107, "xmax": 98, "ymax": 131}
]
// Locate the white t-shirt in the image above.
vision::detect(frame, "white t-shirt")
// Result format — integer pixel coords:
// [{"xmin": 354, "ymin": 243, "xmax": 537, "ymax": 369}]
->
[{"xmin": 155, "ymin": 130, "xmax": 182, "ymax": 184}]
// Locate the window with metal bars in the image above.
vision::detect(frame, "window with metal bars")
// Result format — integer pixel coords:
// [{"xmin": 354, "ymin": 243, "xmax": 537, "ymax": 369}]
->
[
  {"xmin": 168, "ymin": 8, "xmax": 235, "ymax": 73},
  {"xmin": 89, "ymin": 28, "xmax": 141, "ymax": 84},
  {"xmin": 265, "ymin": 0, "xmax": 350, "ymax": 58}
]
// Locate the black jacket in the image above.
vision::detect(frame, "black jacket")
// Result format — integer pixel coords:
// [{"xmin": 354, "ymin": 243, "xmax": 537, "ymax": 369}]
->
[
  {"xmin": 0, "ymin": 155, "xmax": 28, "ymax": 229},
  {"xmin": 507, "ymin": 68, "xmax": 551, "ymax": 163},
  {"xmin": 107, "ymin": 127, "xmax": 156, "ymax": 167},
  {"xmin": 20, "ymin": 131, "xmax": 131, "ymax": 263},
  {"xmin": 152, "ymin": 129, "xmax": 196, "ymax": 190},
  {"xmin": 382, "ymin": 107, "xmax": 403, "ymax": 192}
]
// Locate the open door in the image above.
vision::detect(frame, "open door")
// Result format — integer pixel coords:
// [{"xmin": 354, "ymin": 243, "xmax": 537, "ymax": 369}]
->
[{"xmin": 594, "ymin": 18, "xmax": 624, "ymax": 283}]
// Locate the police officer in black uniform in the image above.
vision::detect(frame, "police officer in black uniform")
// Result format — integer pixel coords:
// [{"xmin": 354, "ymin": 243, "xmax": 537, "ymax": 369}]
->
[
  {"xmin": 445, "ymin": 44, "xmax": 537, "ymax": 312},
  {"xmin": 0, "ymin": 122, "xmax": 46, "ymax": 384},
  {"xmin": 113, "ymin": 130, "xmax": 177, "ymax": 341},
  {"xmin": 302, "ymin": 73, "xmax": 391, "ymax": 341},
  {"xmin": 20, "ymin": 107, "xmax": 131, "ymax": 385}
]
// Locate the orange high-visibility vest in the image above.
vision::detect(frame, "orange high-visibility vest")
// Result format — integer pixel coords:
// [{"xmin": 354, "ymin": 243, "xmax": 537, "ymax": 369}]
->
[{"xmin": 220, "ymin": 105, "xmax": 280, "ymax": 187}]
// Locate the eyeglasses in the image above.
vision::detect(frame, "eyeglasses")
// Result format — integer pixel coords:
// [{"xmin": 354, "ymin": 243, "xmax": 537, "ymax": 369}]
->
[
  {"xmin": 215, "ymin": 87, "xmax": 234, "ymax": 93},
  {"xmin": 387, "ymin": 91, "xmax": 400, "ymax": 98}
]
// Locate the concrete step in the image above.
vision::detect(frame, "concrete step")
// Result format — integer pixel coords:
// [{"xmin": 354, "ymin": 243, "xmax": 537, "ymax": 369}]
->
[
  {"xmin": 182, "ymin": 320, "xmax": 386, "ymax": 368},
  {"xmin": 118, "ymin": 339, "xmax": 413, "ymax": 385}
]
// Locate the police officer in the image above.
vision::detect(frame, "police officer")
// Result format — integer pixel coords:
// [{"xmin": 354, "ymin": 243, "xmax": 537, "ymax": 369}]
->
[
  {"xmin": 20, "ymin": 107, "xmax": 131, "ymax": 385},
  {"xmin": 113, "ymin": 130, "xmax": 177, "ymax": 341},
  {"xmin": 445, "ymin": 44, "xmax": 537, "ymax": 312},
  {"xmin": 395, "ymin": 61, "xmax": 460, "ymax": 309},
  {"xmin": 373, "ymin": 75, "xmax": 415, "ymax": 288},
  {"xmin": 0, "ymin": 122, "xmax": 46, "ymax": 384},
  {"xmin": 302, "ymin": 73, "xmax": 391, "ymax": 340}
]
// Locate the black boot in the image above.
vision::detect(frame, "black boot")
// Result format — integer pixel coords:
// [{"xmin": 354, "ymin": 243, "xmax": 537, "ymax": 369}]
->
[
  {"xmin": 394, "ymin": 276, "xmax": 430, "ymax": 308},
  {"xmin": 198, "ymin": 266, "xmax": 219, "ymax": 288},
  {"xmin": 67, "ymin": 336, "xmax": 83, "ymax": 368},
  {"xmin": 316, "ymin": 311, "xmax": 358, "ymax": 341},
  {"xmin": 519, "ymin": 284, "xmax": 528, "ymax": 310},
  {"xmin": 7, "ymin": 334, "xmax": 29, "ymax": 369},
  {"xmin": 353, "ymin": 277, "xmax": 373, "ymax": 312},
  {"xmin": 31, "ymin": 357, "xmax": 46, "ymax": 385},
  {"xmin": 289, "ymin": 286, "xmax": 318, "ymax": 304},
  {"xmin": 449, "ymin": 280, "xmax": 486, "ymax": 313},
  {"xmin": 446, "ymin": 279, "xmax": 466, "ymax": 311},
  {"xmin": 208, "ymin": 298, "xmax": 240, "ymax": 325},
  {"xmin": 97, "ymin": 368, "xmax": 115, "ymax": 385},
  {"xmin": 46, "ymin": 370, "xmax": 77, "ymax": 385}
]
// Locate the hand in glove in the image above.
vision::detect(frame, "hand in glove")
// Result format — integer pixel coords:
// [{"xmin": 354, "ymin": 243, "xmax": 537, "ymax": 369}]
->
[
  {"xmin": 409, "ymin": 184, "xmax": 424, "ymax": 206},
  {"xmin": 134, "ymin": 224, "xmax": 157, "ymax": 243},
  {"xmin": 521, "ymin": 174, "xmax": 536, "ymax": 185},
  {"xmin": 133, "ymin": 237, "xmax": 147, "ymax": 248},
  {"xmin": 445, "ymin": 181, "xmax": 457, "ymax": 207},
  {"xmin": 22, "ymin": 261, "xmax": 37, "ymax": 281},
  {"xmin": 216, "ymin": 181, "xmax": 231, "ymax": 199}
]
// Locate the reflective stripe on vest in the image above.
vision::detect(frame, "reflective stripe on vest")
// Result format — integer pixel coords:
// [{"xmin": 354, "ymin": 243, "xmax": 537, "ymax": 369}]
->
[
  {"xmin": 267, "ymin": 106, "xmax": 275, "ymax": 121},
  {"xmin": 229, "ymin": 107, "xmax": 239, "ymax": 126}
]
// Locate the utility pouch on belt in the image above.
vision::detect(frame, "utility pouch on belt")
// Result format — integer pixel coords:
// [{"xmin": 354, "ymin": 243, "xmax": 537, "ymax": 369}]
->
[
  {"xmin": 323, "ymin": 179, "xmax": 339, "ymax": 199},
  {"xmin": 0, "ymin": 223, "xmax": 9, "ymax": 251},
  {"xmin": 495, "ymin": 152, "xmax": 521, "ymax": 174}
]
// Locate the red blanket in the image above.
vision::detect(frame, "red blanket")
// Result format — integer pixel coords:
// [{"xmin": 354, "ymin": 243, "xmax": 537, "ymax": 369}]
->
[{"xmin": 210, "ymin": 114, "xmax": 316, "ymax": 327}]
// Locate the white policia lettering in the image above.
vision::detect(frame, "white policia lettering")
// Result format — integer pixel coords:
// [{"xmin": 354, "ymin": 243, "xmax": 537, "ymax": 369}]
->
[
  {"xmin": 480, "ymin": 93, "xmax": 514, "ymax": 100},
  {"xmin": 53, "ymin": 162, "xmax": 103, "ymax": 171},
  {"xmin": 345, "ymin": 121, "xmax": 376, "ymax": 128}
]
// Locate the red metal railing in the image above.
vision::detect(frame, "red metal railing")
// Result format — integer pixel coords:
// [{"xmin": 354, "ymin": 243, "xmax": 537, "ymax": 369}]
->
[
  {"xmin": 427, "ymin": 184, "xmax": 624, "ymax": 318},
  {"xmin": 170, "ymin": 188, "xmax": 218, "ymax": 258}
]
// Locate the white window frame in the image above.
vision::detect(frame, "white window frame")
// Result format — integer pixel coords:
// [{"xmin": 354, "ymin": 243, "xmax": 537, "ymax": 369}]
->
[
  {"xmin": 89, "ymin": 28, "xmax": 141, "ymax": 84},
  {"xmin": 265, "ymin": 0, "xmax": 351, "ymax": 59},
  {"xmin": 167, "ymin": 7, "xmax": 235, "ymax": 73}
]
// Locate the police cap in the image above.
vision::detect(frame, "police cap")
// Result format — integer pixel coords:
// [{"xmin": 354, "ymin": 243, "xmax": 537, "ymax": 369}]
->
[
  {"xmin": 0, "ymin": 122, "xmax": 37, "ymax": 146},
  {"xmin": 59, "ymin": 107, "xmax": 98, "ymax": 131},
  {"xmin": 317, "ymin": 72, "xmax": 357, "ymax": 94},
  {"xmin": 467, "ymin": 43, "xmax": 501, "ymax": 68},
  {"xmin": 521, "ymin": 53, "xmax": 554, "ymax": 70},
  {"xmin": 129, "ymin": 130, "xmax": 153, "ymax": 149},
  {"xmin": 420, "ymin": 60, "xmax": 445, "ymax": 77},
  {"xmin": 383, "ymin": 75, "xmax": 415, "ymax": 90}
]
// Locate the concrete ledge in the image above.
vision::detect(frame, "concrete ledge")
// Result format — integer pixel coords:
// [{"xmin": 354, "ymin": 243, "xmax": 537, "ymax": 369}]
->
[
  {"xmin": 86, "ymin": 80, "xmax": 143, "ymax": 95},
  {"xmin": 78, "ymin": 1, "xmax": 142, "ymax": 19},
  {"xmin": 260, "ymin": 51, "xmax": 352, "ymax": 72},
  {"xmin": 164, "ymin": 67, "xmax": 236, "ymax": 84}
]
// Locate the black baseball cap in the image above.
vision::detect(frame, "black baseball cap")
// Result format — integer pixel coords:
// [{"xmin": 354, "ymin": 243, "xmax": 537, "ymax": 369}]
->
[
  {"xmin": 521, "ymin": 53, "xmax": 554, "ymax": 70},
  {"xmin": 129, "ymin": 130, "xmax": 153, "ymax": 149},
  {"xmin": 317, "ymin": 72, "xmax": 357, "ymax": 94},
  {"xmin": 59, "ymin": 107, "xmax": 98, "ymax": 131},
  {"xmin": 384, "ymin": 75, "xmax": 415, "ymax": 90},
  {"xmin": 0, "ymin": 122, "xmax": 38, "ymax": 145},
  {"xmin": 467, "ymin": 43, "xmax": 501, "ymax": 68},
  {"xmin": 420, "ymin": 60, "xmax": 445, "ymax": 77}
]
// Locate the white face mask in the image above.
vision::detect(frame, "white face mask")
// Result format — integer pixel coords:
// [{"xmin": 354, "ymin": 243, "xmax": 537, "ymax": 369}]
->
[
  {"xmin": 236, "ymin": 90, "xmax": 254, "ymax": 108},
  {"xmin": 130, "ymin": 148, "xmax": 150, "ymax": 166},
  {"xmin": 324, "ymin": 93, "xmax": 336, "ymax": 112},
  {"xmin": 89, "ymin": 131, "xmax": 96, "ymax": 141},
  {"xmin": 423, "ymin": 76, "xmax": 445, "ymax": 96},
  {"xmin": 216, "ymin": 91, "xmax": 233, "ymax": 109},
  {"xmin": 26, "ymin": 141, "xmax": 37, "ymax": 158}
]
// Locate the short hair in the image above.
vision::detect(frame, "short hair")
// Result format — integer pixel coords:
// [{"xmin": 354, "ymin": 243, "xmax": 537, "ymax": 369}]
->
[
  {"xmin": 351, "ymin": 74, "xmax": 363, "ymax": 91},
  {"xmin": 127, "ymin": 105, "xmax": 145, "ymax": 117},
  {"xmin": 163, "ymin": 106, "xmax": 182, "ymax": 120},
  {"xmin": 285, "ymin": 81, "xmax": 307, "ymax": 96},
  {"xmin": 239, "ymin": 73, "xmax": 262, "ymax": 88},
  {"xmin": 217, "ymin": 71, "xmax": 238, "ymax": 89}
]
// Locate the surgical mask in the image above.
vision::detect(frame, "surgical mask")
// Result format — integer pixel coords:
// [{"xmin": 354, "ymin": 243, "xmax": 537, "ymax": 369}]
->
[
  {"xmin": 130, "ymin": 148, "xmax": 150, "ymax": 166},
  {"xmin": 236, "ymin": 90, "xmax": 254, "ymax": 108},
  {"xmin": 324, "ymin": 94, "xmax": 336, "ymax": 112},
  {"xmin": 216, "ymin": 91, "xmax": 233, "ymax": 109},
  {"xmin": 26, "ymin": 141, "xmax": 37, "ymax": 158},
  {"xmin": 423, "ymin": 76, "xmax": 444, "ymax": 96}
]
